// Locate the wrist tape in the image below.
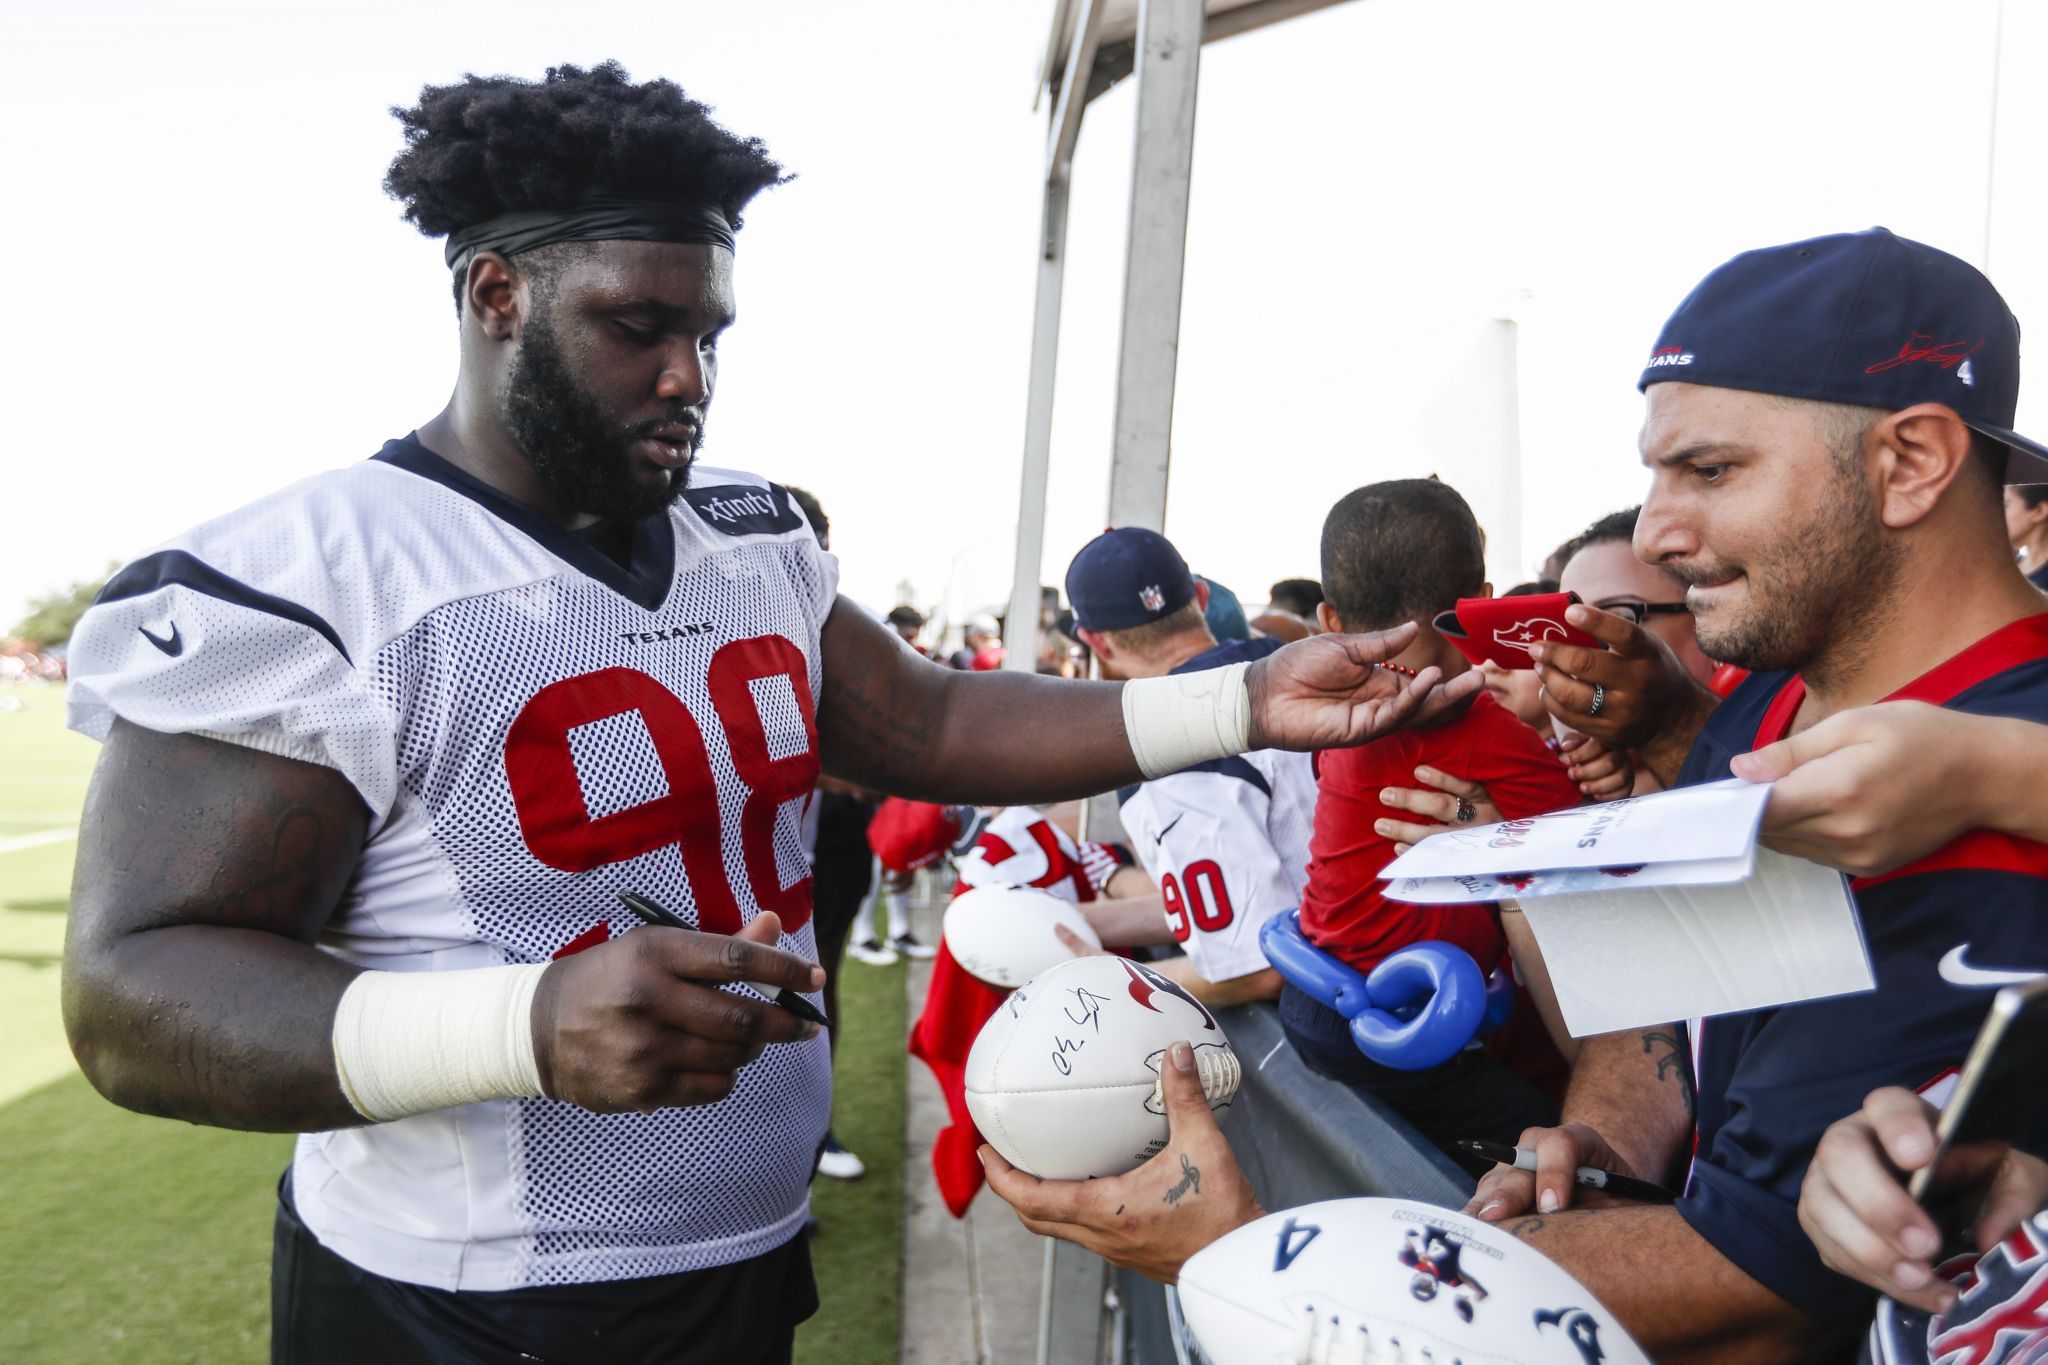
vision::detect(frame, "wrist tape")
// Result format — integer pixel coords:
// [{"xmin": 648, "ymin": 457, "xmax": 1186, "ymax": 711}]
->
[
  {"xmin": 331, "ymin": 964, "xmax": 549, "ymax": 1122},
  {"xmin": 1120, "ymin": 661, "xmax": 1253, "ymax": 779}
]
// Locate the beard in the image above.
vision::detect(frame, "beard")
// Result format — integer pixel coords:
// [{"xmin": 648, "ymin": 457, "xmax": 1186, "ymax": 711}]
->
[
  {"xmin": 502, "ymin": 308, "xmax": 703, "ymax": 522},
  {"xmin": 1672, "ymin": 464, "xmax": 1901, "ymax": 679}
]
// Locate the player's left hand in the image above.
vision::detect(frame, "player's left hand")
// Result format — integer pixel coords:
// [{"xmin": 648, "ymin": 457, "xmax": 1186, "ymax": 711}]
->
[
  {"xmin": 1246, "ymin": 623, "xmax": 1482, "ymax": 752},
  {"xmin": 1375, "ymin": 766, "xmax": 1502, "ymax": 853},
  {"xmin": 979, "ymin": 1040, "xmax": 1264, "ymax": 1283}
]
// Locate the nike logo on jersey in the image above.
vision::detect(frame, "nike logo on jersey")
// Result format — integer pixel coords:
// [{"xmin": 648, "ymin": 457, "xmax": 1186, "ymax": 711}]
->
[
  {"xmin": 138, "ymin": 622, "xmax": 183, "ymax": 657},
  {"xmin": 1155, "ymin": 814, "xmax": 1184, "ymax": 844},
  {"xmin": 1938, "ymin": 944, "xmax": 2047, "ymax": 989}
]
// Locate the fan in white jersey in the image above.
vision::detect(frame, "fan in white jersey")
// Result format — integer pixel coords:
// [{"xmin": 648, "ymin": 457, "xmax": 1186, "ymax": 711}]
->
[
  {"xmin": 1062, "ymin": 529, "xmax": 1317, "ymax": 1007},
  {"xmin": 953, "ymin": 801, "xmax": 1138, "ymax": 904},
  {"xmin": 56, "ymin": 61, "xmax": 1472, "ymax": 1365}
]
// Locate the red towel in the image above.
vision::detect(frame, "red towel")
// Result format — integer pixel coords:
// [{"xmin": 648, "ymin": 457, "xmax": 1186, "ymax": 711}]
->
[{"xmin": 906, "ymin": 938, "xmax": 1010, "ymax": 1216}]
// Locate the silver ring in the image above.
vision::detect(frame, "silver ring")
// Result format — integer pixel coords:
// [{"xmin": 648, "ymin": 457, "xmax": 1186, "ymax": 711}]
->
[
  {"xmin": 1454, "ymin": 797, "xmax": 1477, "ymax": 824},
  {"xmin": 1588, "ymin": 683, "xmax": 1606, "ymax": 718}
]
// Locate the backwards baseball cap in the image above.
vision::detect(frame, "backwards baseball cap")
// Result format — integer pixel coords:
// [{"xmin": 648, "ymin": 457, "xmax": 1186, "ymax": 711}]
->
[
  {"xmin": 1066, "ymin": 527, "xmax": 1197, "ymax": 632},
  {"xmin": 1640, "ymin": 227, "xmax": 2048, "ymax": 483}
]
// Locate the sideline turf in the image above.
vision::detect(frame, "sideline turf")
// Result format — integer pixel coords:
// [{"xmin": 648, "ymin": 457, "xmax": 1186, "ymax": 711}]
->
[
  {"xmin": 0, "ymin": 683, "xmax": 907, "ymax": 1361},
  {"xmin": 796, "ymin": 953, "xmax": 909, "ymax": 1365}
]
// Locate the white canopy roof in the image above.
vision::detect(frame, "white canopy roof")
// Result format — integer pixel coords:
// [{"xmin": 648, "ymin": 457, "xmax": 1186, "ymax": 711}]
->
[{"xmin": 1039, "ymin": 0, "xmax": 1356, "ymax": 103}]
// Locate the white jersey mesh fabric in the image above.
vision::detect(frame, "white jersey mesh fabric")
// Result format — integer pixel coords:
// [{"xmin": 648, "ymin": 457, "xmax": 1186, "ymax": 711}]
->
[
  {"xmin": 66, "ymin": 441, "xmax": 838, "ymax": 1291},
  {"xmin": 1116, "ymin": 748, "xmax": 1318, "ymax": 983}
]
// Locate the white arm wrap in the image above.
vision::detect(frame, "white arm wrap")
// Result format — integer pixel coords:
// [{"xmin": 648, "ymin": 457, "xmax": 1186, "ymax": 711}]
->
[
  {"xmin": 1120, "ymin": 661, "xmax": 1253, "ymax": 780},
  {"xmin": 331, "ymin": 964, "xmax": 549, "ymax": 1123}
]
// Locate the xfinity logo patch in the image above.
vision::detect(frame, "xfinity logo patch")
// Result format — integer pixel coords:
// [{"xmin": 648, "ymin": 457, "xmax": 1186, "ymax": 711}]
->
[
  {"xmin": 684, "ymin": 483, "xmax": 805, "ymax": 537},
  {"xmin": 1644, "ymin": 346, "xmax": 1694, "ymax": 369}
]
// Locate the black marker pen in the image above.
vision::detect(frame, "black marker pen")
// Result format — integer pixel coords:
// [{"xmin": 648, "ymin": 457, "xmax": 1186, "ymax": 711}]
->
[
  {"xmin": 1454, "ymin": 1139, "xmax": 1675, "ymax": 1204},
  {"xmin": 617, "ymin": 890, "xmax": 830, "ymax": 1029}
]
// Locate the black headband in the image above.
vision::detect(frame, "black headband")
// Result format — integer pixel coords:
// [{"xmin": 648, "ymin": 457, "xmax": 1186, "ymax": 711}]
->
[{"xmin": 443, "ymin": 197, "xmax": 735, "ymax": 272}]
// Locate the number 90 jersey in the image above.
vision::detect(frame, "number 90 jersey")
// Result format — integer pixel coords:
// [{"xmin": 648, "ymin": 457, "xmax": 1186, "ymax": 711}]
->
[
  {"xmin": 1113, "ymin": 640, "xmax": 1320, "ymax": 984},
  {"xmin": 66, "ymin": 436, "xmax": 836, "ymax": 1293}
]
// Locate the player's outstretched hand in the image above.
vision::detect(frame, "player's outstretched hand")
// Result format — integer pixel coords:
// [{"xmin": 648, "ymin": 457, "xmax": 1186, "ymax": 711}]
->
[
  {"xmin": 1246, "ymin": 623, "xmax": 1483, "ymax": 752},
  {"xmin": 1798, "ymin": 1086, "xmax": 2048, "ymax": 1314},
  {"xmin": 531, "ymin": 911, "xmax": 824, "ymax": 1114},
  {"xmin": 1531, "ymin": 605, "xmax": 1707, "ymax": 751},
  {"xmin": 1375, "ymin": 766, "xmax": 1502, "ymax": 854},
  {"xmin": 1464, "ymin": 1122, "xmax": 1636, "ymax": 1223},
  {"xmin": 979, "ymin": 1040, "xmax": 1263, "ymax": 1283},
  {"xmin": 1734, "ymin": 701, "xmax": 1988, "ymax": 877}
]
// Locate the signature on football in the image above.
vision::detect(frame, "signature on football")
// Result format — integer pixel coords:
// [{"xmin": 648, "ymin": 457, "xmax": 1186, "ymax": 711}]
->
[
  {"xmin": 1064, "ymin": 987, "xmax": 1109, "ymax": 1032},
  {"xmin": 1050, "ymin": 1035, "xmax": 1086, "ymax": 1076}
]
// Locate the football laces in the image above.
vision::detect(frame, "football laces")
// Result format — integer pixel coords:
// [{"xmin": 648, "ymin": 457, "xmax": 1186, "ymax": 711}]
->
[
  {"xmin": 1149, "ymin": 1045, "xmax": 1242, "ymax": 1110},
  {"xmin": 1289, "ymin": 1304, "xmax": 1463, "ymax": 1365}
]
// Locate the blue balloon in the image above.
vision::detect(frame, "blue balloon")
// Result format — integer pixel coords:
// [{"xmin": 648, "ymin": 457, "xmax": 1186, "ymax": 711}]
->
[{"xmin": 1259, "ymin": 912, "xmax": 1490, "ymax": 1072}]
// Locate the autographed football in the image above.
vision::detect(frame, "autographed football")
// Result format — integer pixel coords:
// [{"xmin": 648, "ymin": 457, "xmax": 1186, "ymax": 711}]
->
[
  {"xmin": 1177, "ymin": 1198, "xmax": 1649, "ymax": 1365},
  {"xmin": 963, "ymin": 955, "xmax": 1239, "ymax": 1180},
  {"xmin": 942, "ymin": 885, "xmax": 1103, "ymax": 989}
]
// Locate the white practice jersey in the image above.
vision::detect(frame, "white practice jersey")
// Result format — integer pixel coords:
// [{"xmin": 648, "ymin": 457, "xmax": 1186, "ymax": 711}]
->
[
  {"xmin": 1114, "ymin": 642, "xmax": 1319, "ymax": 983},
  {"xmin": 954, "ymin": 805, "xmax": 1124, "ymax": 903},
  {"xmin": 67, "ymin": 436, "xmax": 837, "ymax": 1292}
]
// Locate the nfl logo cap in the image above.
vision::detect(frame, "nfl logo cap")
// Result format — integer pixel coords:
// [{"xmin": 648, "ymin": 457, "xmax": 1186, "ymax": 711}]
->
[
  {"xmin": 1640, "ymin": 227, "xmax": 2048, "ymax": 483},
  {"xmin": 1066, "ymin": 527, "xmax": 1196, "ymax": 632}
]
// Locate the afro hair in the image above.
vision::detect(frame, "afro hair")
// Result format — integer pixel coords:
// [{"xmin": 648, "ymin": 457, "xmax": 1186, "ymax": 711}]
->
[{"xmin": 384, "ymin": 61, "xmax": 789, "ymax": 241}]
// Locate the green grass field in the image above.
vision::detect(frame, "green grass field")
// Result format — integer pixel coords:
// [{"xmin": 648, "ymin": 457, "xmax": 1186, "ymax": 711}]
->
[{"xmin": 0, "ymin": 684, "xmax": 905, "ymax": 1363}]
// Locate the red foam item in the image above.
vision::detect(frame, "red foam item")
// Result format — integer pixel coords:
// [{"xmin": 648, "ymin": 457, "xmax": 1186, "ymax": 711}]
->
[{"xmin": 1432, "ymin": 592, "xmax": 1602, "ymax": 671}]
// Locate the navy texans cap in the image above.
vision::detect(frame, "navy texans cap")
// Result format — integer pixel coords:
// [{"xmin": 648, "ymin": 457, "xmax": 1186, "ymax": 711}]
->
[
  {"xmin": 1640, "ymin": 227, "xmax": 2048, "ymax": 483},
  {"xmin": 1066, "ymin": 527, "xmax": 1196, "ymax": 632}
]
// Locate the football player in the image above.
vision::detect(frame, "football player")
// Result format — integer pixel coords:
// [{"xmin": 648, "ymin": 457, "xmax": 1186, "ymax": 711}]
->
[
  {"xmin": 57, "ymin": 64, "xmax": 1464, "ymax": 1364},
  {"xmin": 1063, "ymin": 528, "xmax": 1319, "ymax": 1007}
]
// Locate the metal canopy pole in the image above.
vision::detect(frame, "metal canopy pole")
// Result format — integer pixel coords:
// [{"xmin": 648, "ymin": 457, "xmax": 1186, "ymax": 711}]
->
[
  {"xmin": 1105, "ymin": 0, "xmax": 1205, "ymax": 533},
  {"xmin": 1004, "ymin": 0, "xmax": 1107, "ymax": 675}
]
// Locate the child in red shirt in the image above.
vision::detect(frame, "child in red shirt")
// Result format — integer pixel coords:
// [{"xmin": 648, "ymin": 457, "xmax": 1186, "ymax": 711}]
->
[{"xmin": 1283, "ymin": 479, "xmax": 1581, "ymax": 1155}]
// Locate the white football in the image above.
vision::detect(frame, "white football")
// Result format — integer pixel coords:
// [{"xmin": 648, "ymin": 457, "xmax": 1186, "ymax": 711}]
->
[
  {"xmin": 964, "ymin": 954, "xmax": 1239, "ymax": 1180},
  {"xmin": 942, "ymin": 885, "xmax": 1103, "ymax": 989},
  {"xmin": 1178, "ymin": 1198, "xmax": 1650, "ymax": 1365}
]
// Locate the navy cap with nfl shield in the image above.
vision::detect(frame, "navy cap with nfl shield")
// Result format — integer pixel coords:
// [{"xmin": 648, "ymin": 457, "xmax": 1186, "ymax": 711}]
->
[
  {"xmin": 1066, "ymin": 527, "xmax": 1197, "ymax": 632},
  {"xmin": 1640, "ymin": 227, "xmax": 2048, "ymax": 483}
]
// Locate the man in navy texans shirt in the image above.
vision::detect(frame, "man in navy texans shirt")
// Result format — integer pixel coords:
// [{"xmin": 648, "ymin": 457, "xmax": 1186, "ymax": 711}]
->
[{"xmin": 982, "ymin": 229, "xmax": 2048, "ymax": 1362}]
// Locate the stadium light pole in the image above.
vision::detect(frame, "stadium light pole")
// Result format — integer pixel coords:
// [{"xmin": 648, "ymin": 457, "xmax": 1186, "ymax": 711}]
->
[
  {"xmin": 1103, "ymin": 0, "xmax": 1205, "ymax": 534},
  {"xmin": 1003, "ymin": 0, "xmax": 1108, "ymax": 675}
]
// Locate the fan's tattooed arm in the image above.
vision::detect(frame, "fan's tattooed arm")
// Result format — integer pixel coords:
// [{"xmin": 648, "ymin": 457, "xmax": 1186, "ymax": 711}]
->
[{"xmin": 1642, "ymin": 1028, "xmax": 1696, "ymax": 1121}]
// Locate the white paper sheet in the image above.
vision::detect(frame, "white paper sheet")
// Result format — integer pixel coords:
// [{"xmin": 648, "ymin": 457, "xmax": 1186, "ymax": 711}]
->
[
  {"xmin": 1381, "ymin": 777, "xmax": 1771, "ymax": 884},
  {"xmin": 1520, "ymin": 846, "xmax": 1874, "ymax": 1036},
  {"xmin": 1387, "ymin": 851, "xmax": 1756, "ymax": 905}
]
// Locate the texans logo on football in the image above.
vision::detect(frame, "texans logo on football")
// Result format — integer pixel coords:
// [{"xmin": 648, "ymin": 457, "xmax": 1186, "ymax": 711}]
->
[
  {"xmin": 1119, "ymin": 959, "xmax": 1217, "ymax": 1031},
  {"xmin": 1534, "ymin": 1306, "xmax": 1609, "ymax": 1364}
]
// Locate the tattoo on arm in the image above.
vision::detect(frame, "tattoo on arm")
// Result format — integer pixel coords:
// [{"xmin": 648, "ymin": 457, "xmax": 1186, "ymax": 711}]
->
[
  {"xmin": 1507, "ymin": 1216, "xmax": 1547, "ymax": 1239},
  {"xmin": 1163, "ymin": 1153, "xmax": 1203, "ymax": 1206},
  {"xmin": 1641, "ymin": 1029, "xmax": 1695, "ymax": 1121}
]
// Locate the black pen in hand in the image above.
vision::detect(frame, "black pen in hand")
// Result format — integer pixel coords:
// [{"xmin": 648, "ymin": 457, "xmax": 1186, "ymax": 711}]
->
[
  {"xmin": 617, "ymin": 891, "xmax": 830, "ymax": 1029},
  {"xmin": 1454, "ymin": 1139, "xmax": 1676, "ymax": 1204}
]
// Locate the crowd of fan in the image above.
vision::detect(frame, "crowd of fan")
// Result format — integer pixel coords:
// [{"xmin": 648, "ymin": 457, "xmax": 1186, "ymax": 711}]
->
[{"xmin": 800, "ymin": 232, "xmax": 2048, "ymax": 1361}]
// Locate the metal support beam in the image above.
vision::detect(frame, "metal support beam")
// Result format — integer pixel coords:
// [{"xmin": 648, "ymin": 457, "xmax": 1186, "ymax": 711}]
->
[
  {"xmin": 1105, "ymin": 0, "xmax": 1205, "ymax": 532},
  {"xmin": 1005, "ymin": 0, "xmax": 1105, "ymax": 675}
]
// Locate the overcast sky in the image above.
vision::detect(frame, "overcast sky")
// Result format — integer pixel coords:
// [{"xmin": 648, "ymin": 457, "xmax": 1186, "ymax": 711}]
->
[{"xmin": 4, "ymin": 0, "xmax": 2044, "ymax": 636}]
